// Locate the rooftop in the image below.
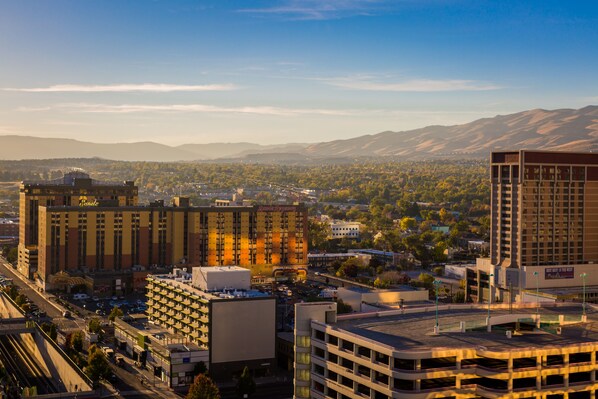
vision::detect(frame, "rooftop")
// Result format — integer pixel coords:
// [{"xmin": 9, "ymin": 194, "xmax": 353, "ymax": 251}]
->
[
  {"xmin": 148, "ymin": 273, "xmax": 271, "ymax": 300},
  {"xmin": 330, "ymin": 305, "xmax": 598, "ymax": 352}
]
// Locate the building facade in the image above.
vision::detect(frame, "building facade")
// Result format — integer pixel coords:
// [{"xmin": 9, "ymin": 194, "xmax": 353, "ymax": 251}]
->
[
  {"xmin": 145, "ymin": 267, "xmax": 276, "ymax": 380},
  {"xmin": 294, "ymin": 302, "xmax": 598, "ymax": 399},
  {"xmin": 36, "ymin": 202, "xmax": 307, "ymax": 290},
  {"xmin": 472, "ymin": 151, "xmax": 598, "ymax": 301},
  {"xmin": 18, "ymin": 172, "xmax": 138, "ymax": 278}
]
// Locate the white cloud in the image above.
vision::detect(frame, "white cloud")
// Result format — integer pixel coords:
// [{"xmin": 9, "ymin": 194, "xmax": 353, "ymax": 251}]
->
[
  {"xmin": 323, "ymin": 76, "xmax": 502, "ymax": 92},
  {"xmin": 18, "ymin": 103, "xmax": 352, "ymax": 117},
  {"xmin": 239, "ymin": 0, "xmax": 384, "ymax": 20},
  {"xmin": 4, "ymin": 83, "xmax": 238, "ymax": 93}
]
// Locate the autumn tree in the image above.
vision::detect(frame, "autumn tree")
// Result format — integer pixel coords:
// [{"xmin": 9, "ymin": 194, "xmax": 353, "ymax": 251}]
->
[{"xmin": 186, "ymin": 374, "xmax": 220, "ymax": 399}]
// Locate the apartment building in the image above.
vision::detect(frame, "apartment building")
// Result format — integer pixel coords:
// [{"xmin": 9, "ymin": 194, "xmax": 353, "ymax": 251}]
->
[
  {"xmin": 36, "ymin": 201, "xmax": 307, "ymax": 291},
  {"xmin": 145, "ymin": 267, "xmax": 276, "ymax": 380},
  {"xmin": 18, "ymin": 171, "xmax": 138, "ymax": 278},
  {"xmin": 471, "ymin": 151, "xmax": 598, "ymax": 302},
  {"xmin": 294, "ymin": 302, "xmax": 598, "ymax": 399}
]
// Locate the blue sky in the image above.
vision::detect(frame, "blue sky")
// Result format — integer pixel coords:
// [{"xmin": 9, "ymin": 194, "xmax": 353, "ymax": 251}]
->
[{"xmin": 0, "ymin": 0, "xmax": 597, "ymax": 145}]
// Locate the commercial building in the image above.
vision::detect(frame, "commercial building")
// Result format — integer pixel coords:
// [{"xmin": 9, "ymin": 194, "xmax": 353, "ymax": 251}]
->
[
  {"xmin": 35, "ymin": 199, "xmax": 307, "ymax": 291},
  {"xmin": 113, "ymin": 315, "xmax": 209, "ymax": 389},
  {"xmin": 328, "ymin": 220, "xmax": 361, "ymax": 240},
  {"xmin": 145, "ymin": 267, "xmax": 276, "ymax": 380},
  {"xmin": 294, "ymin": 301, "xmax": 598, "ymax": 399},
  {"xmin": 471, "ymin": 151, "xmax": 598, "ymax": 302},
  {"xmin": 18, "ymin": 171, "xmax": 138, "ymax": 278}
]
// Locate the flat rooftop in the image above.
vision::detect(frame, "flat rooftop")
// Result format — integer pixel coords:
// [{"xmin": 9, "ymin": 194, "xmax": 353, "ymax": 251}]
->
[
  {"xmin": 332, "ymin": 305, "xmax": 598, "ymax": 352},
  {"xmin": 149, "ymin": 273, "xmax": 271, "ymax": 300}
]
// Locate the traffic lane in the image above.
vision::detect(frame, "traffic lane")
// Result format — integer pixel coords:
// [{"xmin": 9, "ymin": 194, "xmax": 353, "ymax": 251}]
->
[{"xmin": 0, "ymin": 258, "xmax": 62, "ymax": 319}]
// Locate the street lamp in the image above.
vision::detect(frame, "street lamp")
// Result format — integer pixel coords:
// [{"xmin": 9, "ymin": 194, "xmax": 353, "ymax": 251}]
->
[
  {"xmin": 533, "ymin": 271, "xmax": 539, "ymax": 314},
  {"xmin": 487, "ymin": 273, "xmax": 494, "ymax": 327},
  {"xmin": 433, "ymin": 280, "xmax": 442, "ymax": 332},
  {"xmin": 580, "ymin": 273, "xmax": 588, "ymax": 316}
]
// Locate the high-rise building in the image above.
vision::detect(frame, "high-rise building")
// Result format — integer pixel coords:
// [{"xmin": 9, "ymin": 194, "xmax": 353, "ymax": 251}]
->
[
  {"xmin": 36, "ymin": 201, "xmax": 307, "ymax": 291},
  {"xmin": 470, "ymin": 151, "xmax": 598, "ymax": 302},
  {"xmin": 18, "ymin": 172, "xmax": 138, "ymax": 278}
]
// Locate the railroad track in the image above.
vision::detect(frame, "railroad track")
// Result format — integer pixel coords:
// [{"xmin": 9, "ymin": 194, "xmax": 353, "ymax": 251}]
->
[{"xmin": 0, "ymin": 334, "xmax": 59, "ymax": 394}]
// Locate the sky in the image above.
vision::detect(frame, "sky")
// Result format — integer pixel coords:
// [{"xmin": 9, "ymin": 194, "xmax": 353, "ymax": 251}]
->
[{"xmin": 0, "ymin": 0, "xmax": 597, "ymax": 146}]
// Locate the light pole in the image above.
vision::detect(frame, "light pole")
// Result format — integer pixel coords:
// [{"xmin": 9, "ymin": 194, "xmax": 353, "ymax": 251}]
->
[
  {"xmin": 433, "ymin": 280, "xmax": 441, "ymax": 332},
  {"xmin": 487, "ymin": 273, "xmax": 494, "ymax": 327},
  {"xmin": 581, "ymin": 273, "xmax": 588, "ymax": 316},
  {"xmin": 533, "ymin": 271, "xmax": 539, "ymax": 314}
]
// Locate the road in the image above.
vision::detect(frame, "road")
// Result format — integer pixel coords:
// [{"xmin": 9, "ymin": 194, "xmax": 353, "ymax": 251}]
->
[{"xmin": 0, "ymin": 256, "xmax": 85, "ymax": 330}]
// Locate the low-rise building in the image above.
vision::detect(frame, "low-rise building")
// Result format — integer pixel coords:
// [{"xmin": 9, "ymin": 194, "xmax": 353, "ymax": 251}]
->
[
  {"xmin": 328, "ymin": 220, "xmax": 361, "ymax": 240},
  {"xmin": 308, "ymin": 253, "xmax": 370, "ymax": 268},
  {"xmin": 145, "ymin": 266, "xmax": 276, "ymax": 380},
  {"xmin": 114, "ymin": 315, "xmax": 208, "ymax": 389}
]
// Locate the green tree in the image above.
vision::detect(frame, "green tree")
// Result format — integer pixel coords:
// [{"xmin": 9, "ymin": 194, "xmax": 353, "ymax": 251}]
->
[
  {"xmin": 88, "ymin": 318, "xmax": 102, "ymax": 333},
  {"xmin": 109, "ymin": 306, "xmax": 124, "ymax": 321},
  {"xmin": 399, "ymin": 217, "xmax": 417, "ymax": 231},
  {"xmin": 70, "ymin": 331, "xmax": 84, "ymax": 352},
  {"xmin": 373, "ymin": 277, "xmax": 390, "ymax": 289},
  {"xmin": 5, "ymin": 247, "xmax": 17, "ymax": 264},
  {"xmin": 433, "ymin": 266, "xmax": 445, "ymax": 277},
  {"xmin": 41, "ymin": 322, "xmax": 57, "ymax": 341},
  {"xmin": 186, "ymin": 373, "xmax": 221, "ymax": 399},
  {"xmin": 85, "ymin": 345, "xmax": 111, "ymax": 382},
  {"xmin": 235, "ymin": 366, "xmax": 256, "ymax": 398},
  {"xmin": 308, "ymin": 219, "xmax": 331, "ymax": 250},
  {"xmin": 418, "ymin": 273, "xmax": 435, "ymax": 285},
  {"xmin": 336, "ymin": 299, "xmax": 353, "ymax": 314}
]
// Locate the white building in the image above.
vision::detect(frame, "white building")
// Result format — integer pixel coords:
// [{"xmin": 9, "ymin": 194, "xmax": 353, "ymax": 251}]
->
[{"xmin": 328, "ymin": 220, "xmax": 361, "ymax": 240}]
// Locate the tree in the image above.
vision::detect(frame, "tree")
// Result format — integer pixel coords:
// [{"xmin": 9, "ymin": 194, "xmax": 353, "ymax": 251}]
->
[
  {"xmin": 373, "ymin": 277, "xmax": 390, "ymax": 289},
  {"xmin": 193, "ymin": 361, "xmax": 207, "ymax": 376},
  {"xmin": 186, "ymin": 373, "xmax": 221, "ymax": 399},
  {"xmin": 399, "ymin": 217, "xmax": 417, "ymax": 231},
  {"xmin": 235, "ymin": 366, "xmax": 256, "ymax": 398},
  {"xmin": 5, "ymin": 247, "xmax": 17, "ymax": 264},
  {"xmin": 68, "ymin": 331, "xmax": 84, "ymax": 353},
  {"xmin": 109, "ymin": 306, "xmax": 124, "ymax": 321},
  {"xmin": 85, "ymin": 346, "xmax": 111, "ymax": 382},
  {"xmin": 336, "ymin": 258, "xmax": 361, "ymax": 278},
  {"xmin": 15, "ymin": 293, "xmax": 27, "ymax": 307},
  {"xmin": 336, "ymin": 299, "xmax": 352, "ymax": 314},
  {"xmin": 88, "ymin": 318, "xmax": 102, "ymax": 333},
  {"xmin": 433, "ymin": 266, "xmax": 445, "ymax": 277},
  {"xmin": 40, "ymin": 322, "xmax": 57, "ymax": 341}
]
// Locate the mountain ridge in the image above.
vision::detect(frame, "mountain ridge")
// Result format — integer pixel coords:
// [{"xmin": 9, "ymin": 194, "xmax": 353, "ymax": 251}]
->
[{"xmin": 0, "ymin": 105, "xmax": 596, "ymax": 162}]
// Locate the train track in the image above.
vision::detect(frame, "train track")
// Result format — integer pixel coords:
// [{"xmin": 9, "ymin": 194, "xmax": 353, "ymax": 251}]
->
[{"xmin": 0, "ymin": 334, "xmax": 59, "ymax": 394}]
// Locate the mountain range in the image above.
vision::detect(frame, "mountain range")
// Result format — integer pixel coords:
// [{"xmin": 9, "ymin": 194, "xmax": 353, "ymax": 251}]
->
[{"xmin": 1, "ymin": 105, "xmax": 597, "ymax": 162}]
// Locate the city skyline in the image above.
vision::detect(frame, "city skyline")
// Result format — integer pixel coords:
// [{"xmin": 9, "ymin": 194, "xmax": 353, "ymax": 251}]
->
[{"xmin": 1, "ymin": 0, "xmax": 597, "ymax": 145}]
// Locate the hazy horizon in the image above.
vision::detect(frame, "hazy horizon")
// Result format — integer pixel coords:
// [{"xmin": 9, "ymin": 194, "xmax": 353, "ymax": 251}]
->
[{"xmin": 1, "ymin": 1, "xmax": 597, "ymax": 146}]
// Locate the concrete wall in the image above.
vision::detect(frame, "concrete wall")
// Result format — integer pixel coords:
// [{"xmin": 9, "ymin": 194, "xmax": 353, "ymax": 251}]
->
[
  {"xmin": 337, "ymin": 287, "xmax": 429, "ymax": 312},
  {"xmin": 210, "ymin": 298, "xmax": 275, "ymax": 364},
  {"xmin": 524, "ymin": 264, "xmax": 598, "ymax": 289},
  {"xmin": 0, "ymin": 295, "xmax": 25, "ymax": 318},
  {"xmin": 192, "ymin": 266, "xmax": 250, "ymax": 291},
  {"xmin": 34, "ymin": 330, "xmax": 91, "ymax": 393}
]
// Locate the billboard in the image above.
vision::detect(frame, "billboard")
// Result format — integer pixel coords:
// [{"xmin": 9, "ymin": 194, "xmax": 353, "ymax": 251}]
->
[{"xmin": 545, "ymin": 267, "xmax": 574, "ymax": 280}]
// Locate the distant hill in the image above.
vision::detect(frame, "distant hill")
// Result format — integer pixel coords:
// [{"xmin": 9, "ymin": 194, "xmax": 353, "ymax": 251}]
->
[
  {"xmin": 302, "ymin": 105, "xmax": 598, "ymax": 159},
  {"xmin": 0, "ymin": 106, "xmax": 596, "ymax": 162}
]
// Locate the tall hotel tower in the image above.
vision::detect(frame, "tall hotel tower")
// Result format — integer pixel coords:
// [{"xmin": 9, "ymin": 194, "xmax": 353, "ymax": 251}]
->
[{"xmin": 471, "ymin": 150, "xmax": 598, "ymax": 301}]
